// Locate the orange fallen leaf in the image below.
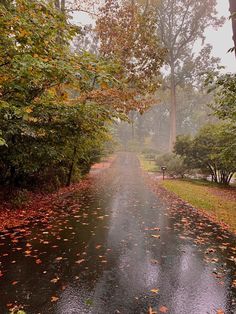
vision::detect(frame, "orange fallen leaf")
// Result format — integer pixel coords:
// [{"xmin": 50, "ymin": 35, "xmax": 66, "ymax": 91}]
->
[
  {"xmin": 51, "ymin": 296, "xmax": 59, "ymax": 303},
  {"xmin": 151, "ymin": 235, "xmax": 160, "ymax": 239},
  {"xmin": 150, "ymin": 288, "xmax": 159, "ymax": 294},
  {"xmin": 148, "ymin": 306, "xmax": 157, "ymax": 314},
  {"xmin": 216, "ymin": 310, "xmax": 225, "ymax": 314},
  {"xmin": 50, "ymin": 277, "xmax": 60, "ymax": 284}
]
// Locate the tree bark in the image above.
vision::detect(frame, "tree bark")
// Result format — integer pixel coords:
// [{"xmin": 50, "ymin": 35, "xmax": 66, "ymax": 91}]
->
[
  {"xmin": 66, "ymin": 145, "xmax": 77, "ymax": 186},
  {"xmin": 169, "ymin": 62, "xmax": 177, "ymax": 151},
  {"xmin": 229, "ymin": 0, "xmax": 236, "ymax": 57}
]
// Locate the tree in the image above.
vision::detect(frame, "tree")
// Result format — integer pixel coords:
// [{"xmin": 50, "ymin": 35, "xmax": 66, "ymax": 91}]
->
[
  {"xmin": 175, "ymin": 124, "xmax": 236, "ymax": 185},
  {"xmin": 206, "ymin": 72, "xmax": 236, "ymax": 123},
  {"xmin": 0, "ymin": 0, "xmax": 130, "ymax": 188},
  {"xmin": 155, "ymin": 0, "xmax": 223, "ymax": 150},
  {"xmin": 96, "ymin": 0, "xmax": 166, "ymax": 113},
  {"xmin": 229, "ymin": 0, "xmax": 236, "ymax": 56}
]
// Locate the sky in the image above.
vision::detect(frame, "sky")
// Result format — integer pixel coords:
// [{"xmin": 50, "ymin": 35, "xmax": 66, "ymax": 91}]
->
[
  {"xmin": 205, "ymin": 0, "xmax": 234, "ymax": 72},
  {"xmin": 73, "ymin": 0, "xmax": 235, "ymax": 72}
]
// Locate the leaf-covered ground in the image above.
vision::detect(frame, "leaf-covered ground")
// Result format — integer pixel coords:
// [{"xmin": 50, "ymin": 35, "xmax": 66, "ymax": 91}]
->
[{"xmin": 146, "ymin": 177, "xmax": 236, "ymax": 234}]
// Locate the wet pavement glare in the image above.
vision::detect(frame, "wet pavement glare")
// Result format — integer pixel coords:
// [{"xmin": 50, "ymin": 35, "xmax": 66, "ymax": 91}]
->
[{"xmin": 0, "ymin": 153, "xmax": 235, "ymax": 314}]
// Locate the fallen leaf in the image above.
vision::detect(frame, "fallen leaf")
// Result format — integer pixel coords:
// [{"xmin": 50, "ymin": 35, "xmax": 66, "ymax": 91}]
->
[
  {"xmin": 51, "ymin": 296, "xmax": 59, "ymax": 302},
  {"xmin": 150, "ymin": 288, "xmax": 159, "ymax": 294},
  {"xmin": 159, "ymin": 305, "xmax": 169, "ymax": 313},
  {"xmin": 35, "ymin": 258, "xmax": 42, "ymax": 264},
  {"xmin": 151, "ymin": 235, "xmax": 160, "ymax": 239},
  {"xmin": 12, "ymin": 281, "xmax": 18, "ymax": 285},
  {"xmin": 148, "ymin": 306, "xmax": 157, "ymax": 314},
  {"xmin": 50, "ymin": 277, "xmax": 60, "ymax": 284},
  {"xmin": 75, "ymin": 259, "xmax": 85, "ymax": 264}
]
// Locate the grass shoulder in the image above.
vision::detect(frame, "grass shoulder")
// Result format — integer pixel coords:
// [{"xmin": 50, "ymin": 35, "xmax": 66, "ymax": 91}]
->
[
  {"xmin": 138, "ymin": 154, "xmax": 160, "ymax": 172},
  {"xmin": 160, "ymin": 179, "xmax": 236, "ymax": 232}
]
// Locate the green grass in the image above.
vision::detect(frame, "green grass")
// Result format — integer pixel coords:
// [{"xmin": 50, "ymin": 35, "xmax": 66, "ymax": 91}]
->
[
  {"xmin": 161, "ymin": 179, "xmax": 236, "ymax": 232},
  {"xmin": 139, "ymin": 155, "xmax": 159, "ymax": 172}
]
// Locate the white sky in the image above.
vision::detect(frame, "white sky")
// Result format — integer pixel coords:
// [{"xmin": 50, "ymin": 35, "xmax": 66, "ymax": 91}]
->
[
  {"xmin": 73, "ymin": 0, "xmax": 235, "ymax": 72},
  {"xmin": 205, "ymin": 0, "xmax": 235, "ymax": 72}
]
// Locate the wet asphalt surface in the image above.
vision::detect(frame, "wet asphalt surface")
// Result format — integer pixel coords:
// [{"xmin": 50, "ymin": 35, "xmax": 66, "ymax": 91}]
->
[{"xmin": 0, "ymin": 153, "xmax": 235, "ymax": 314}]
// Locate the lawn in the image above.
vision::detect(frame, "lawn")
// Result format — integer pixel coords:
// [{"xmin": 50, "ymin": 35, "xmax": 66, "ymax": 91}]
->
[
  {"xmin": 161, "ymin": 179, "xmax": 236, "ymax": 232},
  {"xmin": 139, "ymin": 155, "xmax": 159, "ymax": 172}
]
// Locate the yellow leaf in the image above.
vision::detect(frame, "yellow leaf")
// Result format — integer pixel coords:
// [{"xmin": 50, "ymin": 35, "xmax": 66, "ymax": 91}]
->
[
  {"xmin": 24, "ymin": 107, "xmax": 33, "ymax": 113},
  {"xmin": 150, "ymin": 289, "xmax": 159, "ymax": 294},
  {"xmin": 151, "ymin": 234, "xmax": 160, "ymax": 239}
]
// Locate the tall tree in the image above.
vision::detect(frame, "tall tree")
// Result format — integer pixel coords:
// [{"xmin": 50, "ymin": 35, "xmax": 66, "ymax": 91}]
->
[
  {"xmin": 229, "ymin": 0, "xmax": 236, "ymax": 56},
  {"xmin": 155, "ymin": 0, "xmax": 223, "ymax": 150},
  {"xmin": 96, "ymin": 0, "xmax": 166, "ymax": 113}
]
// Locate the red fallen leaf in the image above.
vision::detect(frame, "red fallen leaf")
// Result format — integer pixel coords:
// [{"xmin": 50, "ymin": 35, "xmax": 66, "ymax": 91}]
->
[
  {"xmin": 159, "ymin": 306, "xmax": 169, "ymax": 313},
  {"xmin": 96, "ymin": 245, "xmax": 102, "ymax": 249},
  {"xmin": 0, "ymin": 271, "xmax": 4, "ymax": 277},
  {"xmin": 51, "ymin": 296, "xmax": 59, "ymax": 302},
  {"xmin": 26, "ymin": 243, "xmax": 31, "ymax": 247},
  {"xmin": 35, "ymin": 258, "xmax": 42, "ymax": 264},
  {"xmin": 6, "ymin": 303, "xmax": 13, "ymax": 308},
  {"xmin": 75, "ymin": 259, "xmax": 85, "ymax": 264},
  {"xmin": 12, "ymin": 281, "xmax": 18, "ymax": 285}
]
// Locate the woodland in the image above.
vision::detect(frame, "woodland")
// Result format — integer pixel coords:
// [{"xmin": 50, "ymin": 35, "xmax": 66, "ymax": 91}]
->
[
  {"xmin": 0, "ymin": 0, "xmax": 235, "ymax": 191},
  {"xmin": 0, "ymin": 2, "xmax": 236, "ymax": 314}
]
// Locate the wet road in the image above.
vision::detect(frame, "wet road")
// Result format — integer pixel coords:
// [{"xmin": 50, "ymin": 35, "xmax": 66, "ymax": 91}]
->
[{"xmin": 0, "ymin": 153, "xmax": 235, "ymax": 314}]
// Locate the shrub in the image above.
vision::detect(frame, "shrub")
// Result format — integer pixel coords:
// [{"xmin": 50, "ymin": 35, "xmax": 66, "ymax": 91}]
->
[{"xmin": 156, "ymin": 153, "xmax": 190, "ymax": 178}]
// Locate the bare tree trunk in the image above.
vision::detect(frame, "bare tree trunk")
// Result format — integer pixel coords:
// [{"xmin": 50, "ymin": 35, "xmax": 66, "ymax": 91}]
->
[
  {"xmin": 61, "ymin": 0, "xmax": 66, "ymax": 13},
  {"xmin": 229, "ymin": 0, "xmax": 236, "ymax": 57},
  {"xmin": 55, "ymin": 0, "xmax": 60, "ymax": 9},
  {"xmin": 169, "ymin": 63, "xmax": 177, "ymax": 151}
]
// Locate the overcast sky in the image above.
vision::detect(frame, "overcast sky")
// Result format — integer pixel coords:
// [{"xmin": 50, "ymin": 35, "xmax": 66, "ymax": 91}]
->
[
  {"xmin": 73, "ymin": 0, "xmax": 235, "ymax": 72},
  {"xmin": 205, "ymin": 0, "xmax": 234, "ymax": 72}
]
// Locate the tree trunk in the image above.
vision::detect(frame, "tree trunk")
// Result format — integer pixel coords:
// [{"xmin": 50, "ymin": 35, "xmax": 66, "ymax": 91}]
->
[
  {"xmin": 229, "ymin": 0, "xmax": 236, "ymax": 57},
  {"xmin": 66, "ymin": 146, "xmax": 77, "ymax": 187},
  {"xmin": 55, "ymin": 0, "xmax": 60, "ymax": 9},
  {"xmin": 169, "ymin": 63, "xmax": 177, "ymax": 151}
]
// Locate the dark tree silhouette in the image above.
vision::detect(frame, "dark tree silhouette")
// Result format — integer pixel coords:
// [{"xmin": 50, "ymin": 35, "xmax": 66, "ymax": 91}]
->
[{"xmin": 229, "ymin": 0, "xmax": 236, "ymax": 56}]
